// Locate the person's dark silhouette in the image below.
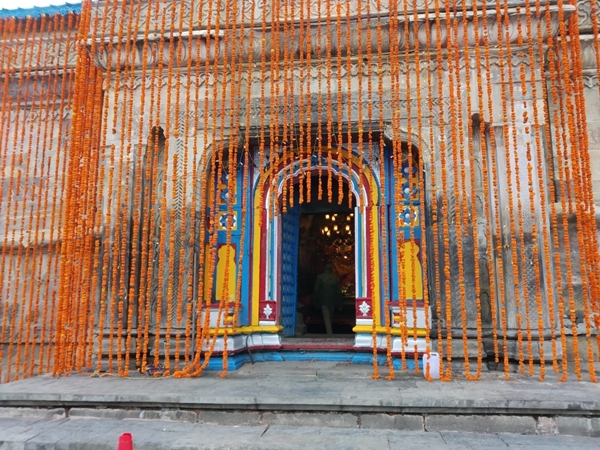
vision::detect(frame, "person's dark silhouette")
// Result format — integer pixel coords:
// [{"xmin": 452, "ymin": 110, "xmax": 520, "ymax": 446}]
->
[{"xmin": 313, "ymin": 264, "xmax": 342, "ymax": 335}]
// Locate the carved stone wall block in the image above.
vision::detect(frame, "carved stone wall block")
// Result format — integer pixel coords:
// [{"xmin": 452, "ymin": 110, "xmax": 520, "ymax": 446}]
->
[
  {"xmin": 88, "ymin": 4, "xmax": 573, "ymax": 71},
  {"xmin": 579, "ymin": 35, "xmax": 600, "ymax": 71},
  {"xmin": 576, "ymin": 0, "xmax": 600, "ymax": 33},
  {"xmin": 2, "ymin": 36, "xmax": 78, "ymax": 72},
  {"xmin": 90, "ymin": 0, "xmax": 569, "ymax": 40}
]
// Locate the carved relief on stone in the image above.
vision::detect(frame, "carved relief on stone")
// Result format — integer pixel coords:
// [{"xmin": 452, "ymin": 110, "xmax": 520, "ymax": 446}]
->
[
  {"xmin": 90, "ymin": 0, "xmax": 569, "ymax": 35},
  {"xmin": 101, "ymin": 47, "xmax": 535, "ymax": 111},
  {"xmin": 90, "ymin": 0, "xmax": 194, "ymax": 37},
  {"xmin": 114, "ymin": 72, "xmax": 214, "ymax": 92},
  {"xmin": 4, "ymin": 74, "xmax": 74, "ymax": 105},
  {"xmin": 91, "ymin": 0, "xmax": 434, "ymax": 34},
  {"xmin": 576, "ymin": 0, "xmax": 600, "ymax": 33},
  {"xmin": 89, "ymin": 4, "xmax": 572, "ymax": 71},
  {"xmin": 93, "ymin": 37, "xmax": 221, "ymax": 71},
  {"xmin": 583, "ymin": 75, "xmax": 599, "ymax": 89},
  {"xmin": 136, "ymin": 128, "xmax": 166, "ymax": 327},
  {"xmin": 579, "ymin": 35, "xmax": 600, "ymax": 71},
  {"xmin": 1, "ymin": 38, "xmax": 78, "ymax": 72},
  {"xmin": 7, "ymin": 107, "xmax": 72, "ymax": 125}
]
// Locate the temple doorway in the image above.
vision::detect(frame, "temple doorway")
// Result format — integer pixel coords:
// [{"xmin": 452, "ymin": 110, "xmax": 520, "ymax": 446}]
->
[
  {"xmin": 254, "ymin": 145, "xmax": 379, "ymax": 343},
  {"xmin": 281, "ymin": 174, "xmax": 357, "ymax": 337}
]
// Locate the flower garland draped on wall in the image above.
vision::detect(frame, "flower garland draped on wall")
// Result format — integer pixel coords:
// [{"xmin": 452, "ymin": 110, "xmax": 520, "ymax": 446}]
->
[{"xmin": 0, "ymin": 0, "xmax": 599, "ymax": 382}]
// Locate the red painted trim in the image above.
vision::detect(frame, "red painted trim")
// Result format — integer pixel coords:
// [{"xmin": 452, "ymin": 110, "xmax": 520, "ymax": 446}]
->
[
  {"xmin": 259, "ymin": 299, "xmax": 276, "ymax": 321},
  {"xmin": 365, "ymin": 205, "xmax": 373, "ymax": 300},
  {"xmin": 355, "ymin": 297, "xmax": 373, "ymax": 320},
  {"xmin": 247, "ymin": 207, "xmax": 254, "ymax": 325},
  {"xmin": 258, "ymin": 208, "xmax": 267, "ymax": 303}
]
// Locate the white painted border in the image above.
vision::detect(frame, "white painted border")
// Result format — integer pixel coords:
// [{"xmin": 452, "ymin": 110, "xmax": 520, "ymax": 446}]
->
[{"xmin": 263, "ymin": 158, "xmax": 371, "ymax": 309}]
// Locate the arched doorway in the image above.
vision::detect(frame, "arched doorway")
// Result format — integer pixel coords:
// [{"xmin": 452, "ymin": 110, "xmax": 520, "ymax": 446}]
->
[
  {"xmin": 280, "ymin": 174, "xmax": 357, "ymax": 336},
  {"xmin": 200, "ymin": 138, "xmax": 428, "ymax": 356},
  {"xmin": 253, "ymin": 148, "xmax": 382, "ymax": 338}
]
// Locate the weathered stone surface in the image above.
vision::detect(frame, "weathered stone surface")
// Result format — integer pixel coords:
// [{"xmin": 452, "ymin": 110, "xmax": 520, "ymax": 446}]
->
[
  {"xmin": 556, "ymin": 416, "xmax": 600, "ymax": 437},
  {"xmin": 430, "ymin": 339, "xmax": 488, "ymax": 359},
  {"xmin": 262, "ymin": 425, "xmax": 391, "ymax": 449},
  {"xmin": 2, "ymin": 417, "xmax": 600, "ymax": 449},
  {"xmin": 0, "ymin": 362, "xmax": 599, "ymax": 426},
  {"xmin": 360, "ymin": 413, "xmax": 423, "ymax": 431},
  {"xmin": 496, "ymin": 432, "xmax": 600, "ymax": 448},
  {"xmin": 537, "ymin": 416, "xmax": 559, "ymax": 435},
  {"xmin": 440, "ymin": 430, "xmax": 509, "ymax": 447},
  {"xmin": 139, "ymin": 410, "xmax": 197, "ymax": 423},
  {"xmin": 425, "ymin": 414, "xmax": 537, "ymax": 434},
  {"xmin": 387, "ymin": 431, "xmax": 447, "ymax": 447},
  {"xmin": 262, "ymin": 411, "xmax": 358, "ymax": 428},
  {"xmin": 69, "ymin": 408, "xmax": 197, "ymax": 423},
  {"xmin": 0, "ymin": 407, "xmax": 65, "ymax": 419},
  {"xmin": 197, "ymin": 410, "xmax": 262, "ymax": 426}
]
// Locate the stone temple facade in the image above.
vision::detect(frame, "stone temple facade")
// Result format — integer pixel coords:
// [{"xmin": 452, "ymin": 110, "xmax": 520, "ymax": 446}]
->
[{"xmin": 0, "ymin": 0, "xmax": 599, "ymax": 380}]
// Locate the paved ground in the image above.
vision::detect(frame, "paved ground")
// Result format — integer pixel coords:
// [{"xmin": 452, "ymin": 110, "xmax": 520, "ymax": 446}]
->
[
  {"xmin": 0, "ymin": 417, "xmax": 599, "ymax": 449},
  {"xmin": 0, "ymin": 361, "xmax": 598, "ymax": 416},
  {"xmin": 0, "ymin": 360, "xmax": 599, "ymax": 447}
]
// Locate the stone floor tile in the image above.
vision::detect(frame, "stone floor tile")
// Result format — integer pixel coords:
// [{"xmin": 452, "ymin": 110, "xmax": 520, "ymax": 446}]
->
[
  {"xmin": 440, "ymin": 431, "xmax": 508, "ymax": 447},
  {"xmin": 498, "ymin": 433, "xmax": 600, "ymax": 447},
  {"xmin": 399, "ymin": 446, "xmax": 469, "ymax": 450},
  {"xmin": 388, "ymin": 430, "xmax": 446, "ymax": 445},
  {"xmin": 259, "ymin": 425, "xmax": 390, "ymax": 450},
  {"xmin": 0, "ymin": 418, "xmax": 66, "ymax": 442}
]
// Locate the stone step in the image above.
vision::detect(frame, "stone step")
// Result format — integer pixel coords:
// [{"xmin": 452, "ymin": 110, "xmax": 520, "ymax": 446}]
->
[
  {"xmin": 0, "ymin": 361, "xmax": 598, "ymax": 438},
  {"xmin": 1, "ymin": 417, "xmax": 599, "ymax": 449}
]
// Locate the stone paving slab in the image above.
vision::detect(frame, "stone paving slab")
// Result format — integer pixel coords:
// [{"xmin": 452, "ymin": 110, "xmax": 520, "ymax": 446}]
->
[
  {"xmin": 0, "ymin": 418, "xmax": 600, "ymax": 449},
  {"xmin": 0, "ymin": 362, "xmax": 598, "ymax": 417}
]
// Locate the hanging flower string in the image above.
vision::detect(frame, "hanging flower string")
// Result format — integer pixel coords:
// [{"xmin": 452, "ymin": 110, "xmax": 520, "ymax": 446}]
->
[{"xmin": 0, "ymin": 0, "xmax": 598, "ymax": 383}]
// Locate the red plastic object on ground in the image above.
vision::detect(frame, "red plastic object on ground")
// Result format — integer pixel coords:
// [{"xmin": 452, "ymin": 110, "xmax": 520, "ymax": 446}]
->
[{"xmin": 117, "ymin": 433, "xmax": 133, "ymax": 450}]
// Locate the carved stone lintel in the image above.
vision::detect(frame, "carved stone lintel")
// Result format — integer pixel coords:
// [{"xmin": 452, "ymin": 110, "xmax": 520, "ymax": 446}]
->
[
  {"xmin": 7, "ymin": 107, "xmax": 71, "ymax": 124},
  {"xmin": 123, "ymin": 92, "xmax": 445, "ymax": 136},
  {"xmin": 90, "ymin": 5, "xmax": 572, "ymax": 71},
  {"xmin": 90, "ymin": 0, "xmax": 566, "ymax": 37},
  {"xmin": 1, "ymin": 36, "xmax": 78, "ymax": 73}
]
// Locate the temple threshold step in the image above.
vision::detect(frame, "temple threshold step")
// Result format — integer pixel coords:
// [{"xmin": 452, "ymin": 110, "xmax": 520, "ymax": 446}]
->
[{"xmin": 282, "ymin": 335, "xmax": 355, "ymax": 352}]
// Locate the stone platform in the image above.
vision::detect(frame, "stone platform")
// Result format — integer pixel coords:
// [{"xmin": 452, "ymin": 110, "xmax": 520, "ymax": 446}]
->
[{"xmin": 0, "ymin": 361, "xmax": 598, "ymax": 438}]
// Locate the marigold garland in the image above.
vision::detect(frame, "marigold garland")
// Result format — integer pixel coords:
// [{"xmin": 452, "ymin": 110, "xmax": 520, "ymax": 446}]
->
[
  {"xmin": 432, "ymin": 0, "xmax": 453, "ymax": 380},
  {"xmin": 0, "ymin": 0, "xmax": 598, "ymax": 384}
]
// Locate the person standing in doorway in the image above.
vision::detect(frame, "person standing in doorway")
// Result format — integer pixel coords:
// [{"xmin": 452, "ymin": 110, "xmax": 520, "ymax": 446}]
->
[{"xmin": 313, "ymin": 264, "xmax": 342, "ymax": 335}]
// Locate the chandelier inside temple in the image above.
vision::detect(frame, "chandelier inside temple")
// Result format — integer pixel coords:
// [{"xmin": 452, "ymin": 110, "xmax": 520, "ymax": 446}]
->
[{"xmin": 320, "ymin": 213, "xmax": 354, "ymax": 260}]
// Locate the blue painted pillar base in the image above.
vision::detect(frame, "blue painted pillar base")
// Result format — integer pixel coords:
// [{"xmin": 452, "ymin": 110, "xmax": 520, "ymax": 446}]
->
[{"xmin": 202, "ymin": 351, "xmax": 423, "ymax": 371}]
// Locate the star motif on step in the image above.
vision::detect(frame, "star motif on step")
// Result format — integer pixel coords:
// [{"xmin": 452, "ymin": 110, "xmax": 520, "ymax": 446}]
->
[
  {"xmin": 263, "ymin": 304, "xmax": 273, "ymax": 319},
  {"xmin": 359, "ymin": 300, "xmax": 370, "ymax": 317}
]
